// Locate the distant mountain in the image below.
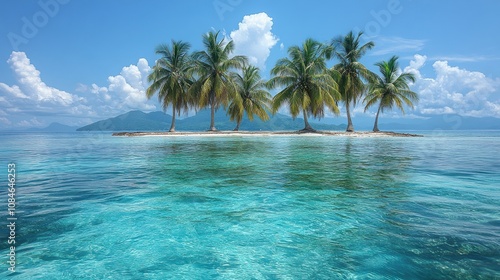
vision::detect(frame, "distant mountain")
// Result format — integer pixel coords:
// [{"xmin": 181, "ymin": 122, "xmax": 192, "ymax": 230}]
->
[
  {"xmin": 77, "ymin": 110, "xmax": 172, "ymax": 131},
  {"xmin": 77, "ymin": 109, "xmax": 347, "ymax": 131},
  {"xmin": 39, "ymin": 122, "xmax": 79, "ymax": 132},
  {"xmin": 3, "ymin": 113, "xmax": 498, "ymax": 133},
  {"xmin": 23, "ymin": 122, "xmax": 78, "ymax": 132},
  {"xmin": 415, "ymin": 115, "xmax": 500, "ymax": 130},
  {"xmin": 312, "ymin": 114, "xmax": 500, "ymax": 130},
  {"xmin": 1, "ymin": 122, "xmax": 79, "ymax": 133}
]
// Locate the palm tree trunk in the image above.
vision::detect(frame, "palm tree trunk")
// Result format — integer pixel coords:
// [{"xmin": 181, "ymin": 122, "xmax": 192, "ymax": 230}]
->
[
  {"xmin": 345, "ymin": 101, "xmax": 354, "ymax": 132},
  {"xmin": 169, "ymin": 107, "xmax": 176, "ymax": 132},
  {"xmin": 233, "ymin": 120, "xmax": 240, "ymax": 131},
  {"xmin": 209, "ymin": 95, "xmax": 216, "ymax": 131},
  {"xmin": 302, "ymin": 109, "xmax": 314, "ymax": 132},
  {"xmin": 373, "ymin": 103, "xmax": 382, "ymax": 132}
]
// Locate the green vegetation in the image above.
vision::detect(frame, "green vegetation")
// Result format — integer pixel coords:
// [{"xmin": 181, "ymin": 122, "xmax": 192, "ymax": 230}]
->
[
  {"xmin": 76, "ymin": 110, "xmax": 347, "ymax": 131},
  {"xmin": 229, "ymin": 65, "xmax": 271, "ymax": 131},
  {"xmin": 191, "ymin": 31, "xmax": 247, "ymax": 131},
  {"xmin": 364, "ymin": 56, "xmax": 419, "ymax": 132},
  {"xmin": 146, "ymin": 40, "xmax": 193, "ymax": 132},
  {"xmin": 332, "ymin": 31, "xmax": 376, "ymax": 132},
  {"xmin": 145, "ymin": 30, "xmax": 419, "ymax": 132},
  {"xmin": 267, "ymin": 39, "xmax": 339, "ymax": 132}
]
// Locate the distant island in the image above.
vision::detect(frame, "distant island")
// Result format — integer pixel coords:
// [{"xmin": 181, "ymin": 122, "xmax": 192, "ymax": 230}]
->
[
  {"xmin": 2, "ymin": 111, "xmax": 497, "ymax": 133},
  {"xmin": 48, "ymin": 30, "xmax": 500, "ymax": 135},
  {"xmin": 76, "ymin": 109, "xmax": 346, "ymax": 132},
  {"xmin": 74, "ymin": 109, "xmax": 500, "ymax": 132}
]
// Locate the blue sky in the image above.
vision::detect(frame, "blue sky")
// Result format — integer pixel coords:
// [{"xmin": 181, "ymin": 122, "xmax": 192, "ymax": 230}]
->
[{"xmin": 1, "ymin": 0, "xmax": 499, "ymax": 129}]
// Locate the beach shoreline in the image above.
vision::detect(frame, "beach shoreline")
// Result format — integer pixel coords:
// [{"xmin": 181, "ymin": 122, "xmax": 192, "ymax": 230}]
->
[{"xmin": 112, "ymin": 131, "xmax": 423, "ymax": 137}]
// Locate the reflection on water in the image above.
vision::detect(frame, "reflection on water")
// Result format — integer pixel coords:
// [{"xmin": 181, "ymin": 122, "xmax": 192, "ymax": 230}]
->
[{"xmin": 0, "ymin": 133, "xmax": 498, "ymax": 279}]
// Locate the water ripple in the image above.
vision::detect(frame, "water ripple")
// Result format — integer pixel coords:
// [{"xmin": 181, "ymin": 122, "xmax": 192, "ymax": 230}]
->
[{"xmin": 0, "ymin": 133, "xmax": 498, "ymax": 279}]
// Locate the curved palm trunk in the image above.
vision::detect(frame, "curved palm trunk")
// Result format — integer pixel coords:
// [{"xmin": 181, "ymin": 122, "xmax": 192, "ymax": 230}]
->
[
  {"xmin": 345, "ymin": 101, "xmax": 354, "ymax": 132},
  {"xmin": 209, "ymin": 95, "xmax": 217, "ymax": 131},
  {"xmin": 233, "ymin": 120, "xmax": 240, "ymax": 131},
  {"xmin": 169, "ymin": 107, "xmax": 176, "ymax": 132},
  {"xmin": 301, "ymin": 109, "xmax": 315, "ymax": 132},
  {"xmin": 373, "ymin": 103, "xmax": 382, "ymax": 132}
]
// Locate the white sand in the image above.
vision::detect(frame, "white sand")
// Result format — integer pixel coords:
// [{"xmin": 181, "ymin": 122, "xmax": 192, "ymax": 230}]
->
[{"xmin": 112, "ymin": 131, "xmax": 422, "ymax": 138}]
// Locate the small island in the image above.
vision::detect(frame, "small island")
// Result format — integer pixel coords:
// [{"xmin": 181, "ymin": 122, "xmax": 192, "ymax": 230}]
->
[
  {"xmin": 134, "ymin": 30, "xmax": 420, "ymax": 134},
  {"xmin": 112, "ymin": 131, "xmax": 423, "ymax": 137}
]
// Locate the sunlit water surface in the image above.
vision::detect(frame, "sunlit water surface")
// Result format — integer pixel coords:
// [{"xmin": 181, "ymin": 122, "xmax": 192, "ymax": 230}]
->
[{"xmin": 0, "ymin": 131, "xmax": 499, "ymax": 279}]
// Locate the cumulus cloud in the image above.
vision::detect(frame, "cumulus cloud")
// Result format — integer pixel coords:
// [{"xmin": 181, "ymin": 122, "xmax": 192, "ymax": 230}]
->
[
  {"xmin": 0, "ymin": 52, "xmax": 78, "ymax": 106},
  {"xmin": 67, "ymin": 58, "xmax": 156, "ymax": 119},
  {"xmin": 105, "ymin": 58, "xmax": 155, "ymax": 111},
  {"xmin": 405, "ymin": 54, "xmax": 500, "ymax": 117},
  {"xmin": 230, "ymin": 12, "xmax": 279, "ymax": 68},
  {"xmin": 0, "ymin": 51, "xmax": 157, "ymax": 129},
  {"xmin": 0, "ymin": 52, "xmax": 94, "ymax": 127},
  {"xmin": 91, "ymin": 84, "xmax": 109, "ymax": 95},
  {"xmin": 404, "ymin": 54, "xmax": 426, "ymax": 80}
]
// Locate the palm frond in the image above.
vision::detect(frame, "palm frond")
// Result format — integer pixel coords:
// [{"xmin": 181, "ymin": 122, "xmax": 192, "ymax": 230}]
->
[
  {"xmin": 366, "ymin": 56, "xmax": 419, "ymax": 117},
  {"xmin": 146, "ymin": 40, "xmax": 194, "ymax": 122}
]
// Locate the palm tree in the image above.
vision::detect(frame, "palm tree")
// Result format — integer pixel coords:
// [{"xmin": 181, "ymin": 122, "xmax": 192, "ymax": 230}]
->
[
  {"xmin": 228, "ymin": 65, "xmax": 271, "ymax": 131},
  {"xmin": 268, "ymin": 38, "xmax": 340, "ymax": 132},
  {"xmin": 364, "ymin": 56, "xmax": 418, "ymax": 132},
  {"xmin": 332, "ymin": 31, "xmax": 376, "ymax": 132},
  {"xmin": 146, "ymin": 40, "xmax": 193, "ymax": 132},
  {"xmin": 191, "ymin": 31, "xmax": 247, "ymax": 131}
]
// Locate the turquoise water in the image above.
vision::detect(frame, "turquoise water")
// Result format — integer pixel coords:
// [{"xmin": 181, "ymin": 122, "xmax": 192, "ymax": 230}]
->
[{"xmin": 1, "ymin": 131, "xmax": 499, "ymax": 279}]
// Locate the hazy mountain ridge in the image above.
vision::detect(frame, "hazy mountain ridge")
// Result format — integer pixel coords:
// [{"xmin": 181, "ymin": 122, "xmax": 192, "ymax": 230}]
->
[
  {"xmin": 313, "ymin": 114, "xmax": 500, "ymax": 131},
  {"xmin": 1, "ymin": 122, "xmax": 79, "ymax": 133},
  {"xmin": 76, "ymin": 109, "xmax": 347, "ymax": 131},
  {"xmin": 3, "ymin": 112, "xmax": 498, "ymax": 132}
]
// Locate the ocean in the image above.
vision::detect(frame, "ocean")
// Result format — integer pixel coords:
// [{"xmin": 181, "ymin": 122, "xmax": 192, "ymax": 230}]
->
[{"xmin": 0, "ymin": 131, "xmax": 499, "ymax": 279}]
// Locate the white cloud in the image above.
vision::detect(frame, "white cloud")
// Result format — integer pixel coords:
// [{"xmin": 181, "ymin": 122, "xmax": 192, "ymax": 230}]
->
[
  {"xmin": 405, "ymin": 54, "xmax": 500, "ymax": 118},
  {"xmin": 404, "ymin": 54, "xmax": 426, "ymax": 80},
  {"xmin": 1, "ymin": 52, "xmax": 77, "ymax": 105},
  {"xmin": 0, "ymin": 84, "xmax": 28, "ymax": 99},
  {"xmin": 372, "ymin": 37, "xmax": 426, "ymax": 56},
  {"xmin": 18, "ymin": 117, "xmax": 43, "ymax": 128},
  {"xmin": 230, "ymin": 12, "xmax": 279, "ymax": 69},
  {"xmin": 0, "ymin": 51, "xmax": 93, "ymax": 127},
  {"xmin": 429, "ymin": 55, "xmax": 500, "ymax": 63},
  {"xmin": 0, "ymin": 51, "xmax": 157, "ymax": 129},
  {"xmin": 90, "ymin": 84, "xmax": 108, "ymax": 94},
  {"xmin": 0, "ymin": 117, "xmax": 11, "ymax": 125},
  {"xmin": 103, "ymin": 58, "xmax": 155, "ymax": 111},
  {"xmin": 74, "ymin": 58, "xmax": 156, "ymax": 119}
]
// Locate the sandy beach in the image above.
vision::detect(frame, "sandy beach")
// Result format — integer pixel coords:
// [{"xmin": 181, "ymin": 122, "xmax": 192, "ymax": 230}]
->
[{"xmin": 112, "ymin": 131, "xmax": 423, "ymax": 137}]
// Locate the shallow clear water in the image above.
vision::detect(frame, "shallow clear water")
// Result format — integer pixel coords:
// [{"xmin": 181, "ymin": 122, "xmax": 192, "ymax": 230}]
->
[{"xmin": 0, "ymin": 131, "xmax": 499, "ymax": 279}]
